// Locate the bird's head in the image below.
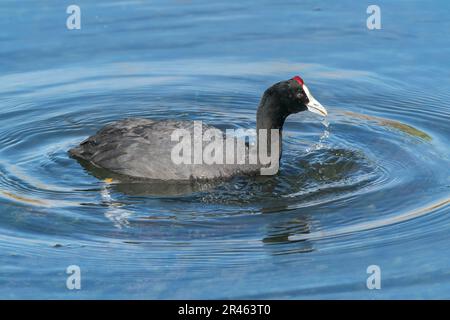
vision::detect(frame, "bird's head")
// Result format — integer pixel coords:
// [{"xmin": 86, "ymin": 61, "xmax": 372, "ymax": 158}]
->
[{"xmin": 271, "ymin": 76, "xmax": 328, "ymax": 117}]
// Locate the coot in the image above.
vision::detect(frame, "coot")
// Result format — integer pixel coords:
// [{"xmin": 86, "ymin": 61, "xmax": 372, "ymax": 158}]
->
[{"xmin": 69, "ymin": 76, "xmax": 327, "ymax": 180}]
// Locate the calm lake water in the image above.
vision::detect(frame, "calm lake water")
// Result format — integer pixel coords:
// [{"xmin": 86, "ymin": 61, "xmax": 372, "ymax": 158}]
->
[{"xmin": 0, "ymin": 0, "xmax": 449, "ymax": 299}]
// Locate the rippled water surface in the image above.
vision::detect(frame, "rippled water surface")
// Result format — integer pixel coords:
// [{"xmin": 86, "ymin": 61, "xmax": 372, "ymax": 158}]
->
[{"xmin": 1, "ymin": 0, "xmax": 449, "ymax": 298}]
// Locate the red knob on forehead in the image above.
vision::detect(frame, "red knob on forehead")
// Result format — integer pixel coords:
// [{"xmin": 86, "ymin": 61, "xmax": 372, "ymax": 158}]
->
[{"xmin": 292, "ymin": 76, "xmax": 304, "ymax": 86}]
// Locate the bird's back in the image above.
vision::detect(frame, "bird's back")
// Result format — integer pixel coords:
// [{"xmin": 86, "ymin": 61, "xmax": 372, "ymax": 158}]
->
[{"xmin": 69, "ymin": 118, "xmax": 260, "ymax": 180}]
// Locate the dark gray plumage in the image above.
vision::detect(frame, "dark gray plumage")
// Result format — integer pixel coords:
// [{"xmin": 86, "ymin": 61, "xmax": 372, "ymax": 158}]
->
[
  {"xmin": 69, "ymin": 77, "xmax": 327, "ymax": 181},
  {"xmin": 70, "ymin": 118, "xmax": 259, "ymax": 180}
]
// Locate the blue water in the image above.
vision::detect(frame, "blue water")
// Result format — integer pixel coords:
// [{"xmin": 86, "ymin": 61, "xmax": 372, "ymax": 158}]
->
[{"xmin": 1, "ymin": 0, "xmax": 449, "ymax": 299}]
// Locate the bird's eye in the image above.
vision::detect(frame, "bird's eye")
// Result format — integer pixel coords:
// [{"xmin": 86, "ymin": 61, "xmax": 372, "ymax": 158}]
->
[{"xmin": 296, "ymin": 92, "xmax": 304, "ymax": 99}]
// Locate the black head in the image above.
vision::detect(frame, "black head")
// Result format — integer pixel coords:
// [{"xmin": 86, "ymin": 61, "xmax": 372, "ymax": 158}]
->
[{"xmin": 269, "ymin": 76, "xmax": 327, "ymax": 117}]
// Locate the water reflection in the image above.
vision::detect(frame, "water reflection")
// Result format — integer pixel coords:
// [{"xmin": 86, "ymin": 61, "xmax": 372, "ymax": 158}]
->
[
  {"xmin": 1, "ymin": 0, "xmax": 450, "ymax": 297},
  {"xmin": 262, "ymin": 214, "xmax": 314, "ymax": 255}
]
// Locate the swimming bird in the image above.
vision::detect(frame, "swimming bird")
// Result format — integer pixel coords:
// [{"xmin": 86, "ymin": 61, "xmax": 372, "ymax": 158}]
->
[{"xmin": 69, "ymin": 76, "xmax": 327, "ymax": 181}]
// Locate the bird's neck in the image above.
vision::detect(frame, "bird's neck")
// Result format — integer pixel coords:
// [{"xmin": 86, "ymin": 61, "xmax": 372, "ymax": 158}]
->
[{"xmin": 256, "ymin": 90, "xmax": 286, "ymax": 159}]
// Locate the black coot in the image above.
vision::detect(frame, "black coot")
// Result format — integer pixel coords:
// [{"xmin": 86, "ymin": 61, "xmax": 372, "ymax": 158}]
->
[{"xmin": 69, "ymin": 76, "xmax": 327, "ymax": 181}]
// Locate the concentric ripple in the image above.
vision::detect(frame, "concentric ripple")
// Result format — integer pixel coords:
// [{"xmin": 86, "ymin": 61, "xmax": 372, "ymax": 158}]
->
[{"xmin": 0, "ymin": 60, "xmax": 449, "ymax": 298}]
